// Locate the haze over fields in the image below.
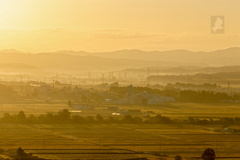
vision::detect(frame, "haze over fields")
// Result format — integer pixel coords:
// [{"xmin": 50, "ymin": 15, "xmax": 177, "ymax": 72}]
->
[{"xmin": 0, "ymin": 1, "xmax": 240, "ymax": 160}]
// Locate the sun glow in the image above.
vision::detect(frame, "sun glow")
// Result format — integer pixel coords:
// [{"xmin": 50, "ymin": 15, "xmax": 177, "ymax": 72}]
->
[{"xmin": 0, "ymin": 0, "xmax": 239, "ymax": 52}]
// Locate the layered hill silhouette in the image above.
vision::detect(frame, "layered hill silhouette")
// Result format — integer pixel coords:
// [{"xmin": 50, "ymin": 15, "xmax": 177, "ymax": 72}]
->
[
  {"xmin": 0, "ymin": 47, "xmax": 239, "ymax": 72},
  {"xmin": 52, "ymin": 47, "xmax": 240, "ymax": 65}
]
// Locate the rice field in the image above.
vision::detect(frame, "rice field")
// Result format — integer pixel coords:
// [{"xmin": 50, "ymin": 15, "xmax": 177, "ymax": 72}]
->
[
  {"xmin": 1, "ymin": 102, "xmax": 240, "ymax": 159},
  {"xmin": 1, "ymin": 102, "xmax": 240, "ymax": 119},
  {"xmin": 1, "ymin": 123, "xmax": 240, "ymax": 159}
]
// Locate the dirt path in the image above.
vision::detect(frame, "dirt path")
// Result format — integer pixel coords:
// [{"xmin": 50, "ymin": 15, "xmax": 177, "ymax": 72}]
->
[
  {"xmin": 0, "ymin": 154, "xmax": 13, "ymax": 159},
  {"xmin": 18, "ymin": 125, "xmax": 112, "ymax": 148}
]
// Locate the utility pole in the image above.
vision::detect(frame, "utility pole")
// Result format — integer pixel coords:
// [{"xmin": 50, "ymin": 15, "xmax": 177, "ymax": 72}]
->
[
  {"xmin": 216, "ymin": 141, "xmax": 217, "ymax": 152},
  {"xmin": 228, "ymin": 81, "xmax": 230, "ymax": 93},
  {"xmin": 160, "ymin": 139, "xmax": 161, "ymax": 152},
  {"xmin": 147, "ymin": 68, "xmax": 150, "ymax": 83},
  {"xmin": 102, "ymin": 73, "xmax": 104, "ymax": 83},
  {"xmin": 88, "ymin": 72, "xmax": 91, "ymax": 80}
]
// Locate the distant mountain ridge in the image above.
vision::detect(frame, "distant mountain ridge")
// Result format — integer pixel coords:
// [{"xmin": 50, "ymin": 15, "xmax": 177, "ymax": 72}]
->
[
  {"xmin": 50, "ymin": 47, "xmax": 240, "ymax": 65},
  {"xmin": 0, "ymin": 47, "xmax": 239, "ymax": 71}
]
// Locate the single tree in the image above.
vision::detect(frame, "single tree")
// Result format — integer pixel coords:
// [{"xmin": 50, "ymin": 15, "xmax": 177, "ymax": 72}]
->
[
  {"xmin": 175, "ymin": 155, "xmax": 182, "ymax": 160},
  {"xmin": 67, "ymin": 100, "xmax": 72, "ymax": 108},
  {"xmin": 58, "ymin": 109, "xmax": 71, "ymax": 120},
  {"xmin": 96, "ymin": 114, "xmax": 104, "ymax": 122},
  {"xmin": 17, "ymin": 147, "xmax": 26, "ymax": 156},
  {"xmin": 202, "ymin": 148, "xmax": 215, "ymax": 160},
  {"xmin": 17, "ymin": 111, "xmax": 26, "ymax": 123}
]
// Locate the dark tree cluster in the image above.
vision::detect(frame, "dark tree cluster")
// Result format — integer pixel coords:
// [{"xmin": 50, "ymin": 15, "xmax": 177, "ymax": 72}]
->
[
  {"xmin": 179, "ymin": 90, "xmax": 239, "ymax": 102},
  {"xmin": 167, "ymin": 82, "xmax": 219, "ymax": 88},
  {"xmin": 0, "ymin": 110, "xmax": 173, "ymax": 124},
  {"xmin": 202, "ymin": 148, "xmax": 215, "ymax": 160},
  {"xmin": 2, "ymin": 110, "xmax": 240, "ymax": 126}
]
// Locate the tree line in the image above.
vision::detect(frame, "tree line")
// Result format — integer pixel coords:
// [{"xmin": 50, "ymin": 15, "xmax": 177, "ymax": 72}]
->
[
  {"xmin": 188, "ymin": 117, "xmax": 240, "ymax": 125},
  {"xmin": 0, "ymin": 109, "xmax": 173, "ymax": 124},
  {"xmin": 179, "ymin": 90, "xmax": 240, "ymax": 102},
  {"xmin": 109, "ymin": 86, "xmax": 239, "ymax": 102},
  {"xmin": 166, "ymin": 82, "xmax": 219, "ymax": 88},
  {"xmin": 1, "ymin": 110, "xmax": 240, "ymax": 125}
]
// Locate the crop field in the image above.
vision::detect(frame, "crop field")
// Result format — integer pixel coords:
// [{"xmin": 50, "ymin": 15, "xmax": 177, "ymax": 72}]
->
[
  {"xmin": 1, "ymin": 102, "xmax": 240, "ymax": 159},
  {"xmin": 1, "ymin": 102, "xmax": 240, "ymax": 119},
  {"xmin": 1, "ymin": 123, "xmax": 240, "ymax": 159}
]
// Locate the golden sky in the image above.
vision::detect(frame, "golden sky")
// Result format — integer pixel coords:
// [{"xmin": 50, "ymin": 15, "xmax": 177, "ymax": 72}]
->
[{"xmin": 0, "ymin": 0, "xmax": 239, "ymax": 52}]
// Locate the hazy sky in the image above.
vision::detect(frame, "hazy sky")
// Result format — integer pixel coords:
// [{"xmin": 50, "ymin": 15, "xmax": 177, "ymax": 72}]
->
[{"xmin": 0, "ymin": 0, "xmax": 239, "ymax": 52}]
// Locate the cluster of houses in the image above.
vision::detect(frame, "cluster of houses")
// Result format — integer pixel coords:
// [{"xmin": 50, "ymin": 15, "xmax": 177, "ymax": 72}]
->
[
  {"xmin": 108, "ymin": 85, "xmax": 175, "ymax": 105},
  {"xmin": 172, "ymin": 85, "xmax": 240, "ymax": 97},
  {"xmin": 25, "ymin": 83, "xmax": 175, "ymax": 106}
]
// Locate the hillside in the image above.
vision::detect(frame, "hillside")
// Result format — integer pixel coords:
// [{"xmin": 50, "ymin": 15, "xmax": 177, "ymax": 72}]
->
[
  {"xmin": 0, "ymin": 47, "xmax": 239, "ymax": 72},
  {"xmin": 51, "ymin": 47, "xmax": 240, "ymax": 65}
]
